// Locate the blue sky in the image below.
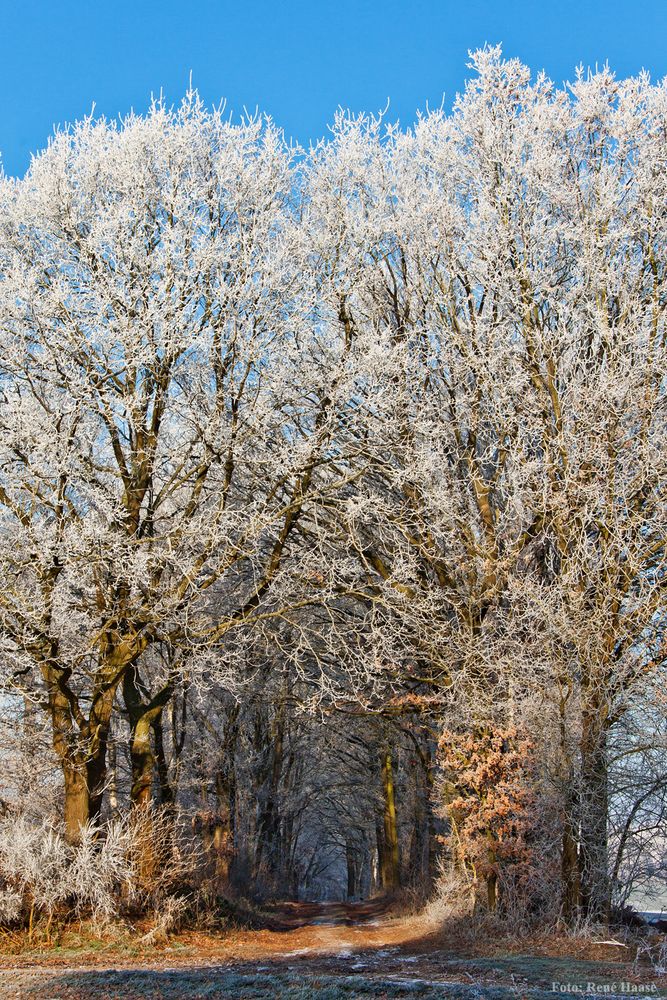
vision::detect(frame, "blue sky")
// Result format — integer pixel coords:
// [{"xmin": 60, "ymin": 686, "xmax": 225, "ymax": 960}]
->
[{"xmin": 2, "ymin": 0, "xmax": 666, "ymax": 177}]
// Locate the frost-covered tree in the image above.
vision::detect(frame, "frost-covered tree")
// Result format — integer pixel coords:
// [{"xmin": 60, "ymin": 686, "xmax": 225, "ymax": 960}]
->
[
  {"xmin": 296, "ymin": 48, "xmax": 667, "ymax": 919},
  {"xmin": 0, "ymin": 50, "xmax": 664, "ymax": 924},
  {"xmin": 0, "ymin": 96, "xmax": 344, "ymax": 842}
]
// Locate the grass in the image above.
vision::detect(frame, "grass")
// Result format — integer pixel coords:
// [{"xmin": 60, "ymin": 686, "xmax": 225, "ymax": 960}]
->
[{"xmin": 7, "ymin": 967, "xmax": 605, "ymax": 999}]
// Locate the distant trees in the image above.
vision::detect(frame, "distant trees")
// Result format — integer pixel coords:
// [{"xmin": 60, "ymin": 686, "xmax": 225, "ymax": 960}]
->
[{"xmin": 0, "ymin": 49, "xmax": 665, "ymax": 926}]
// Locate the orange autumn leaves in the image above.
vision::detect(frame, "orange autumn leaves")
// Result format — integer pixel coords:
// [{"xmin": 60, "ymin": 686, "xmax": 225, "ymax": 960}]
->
[{"xmin": 438, "ymin": 725, "xmax": 538, "ymax": 908}]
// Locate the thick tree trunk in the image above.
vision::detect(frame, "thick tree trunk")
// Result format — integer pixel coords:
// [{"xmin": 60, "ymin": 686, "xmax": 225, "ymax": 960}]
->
[
  {"xmin": 211, "ymin": 770, "xmax": 235, "ymax": 882},
  {"xmin": 129, "ymin": 716, "xmax": 154, "ymax": 808},
  {"xmin": 409, "ymin": 735, "xmax": 438, "ymax": 891},
  {"xmin": 40, "ymin": 636, "xmax": 146, "ymax": 844},
  {"xmin": 87, "ymin": 692, "xmax": 115, "ymax": 822},
  {"xmin": 219, "ymin": 708, "xmax": 240, "ymax": 884},
  {"xmin": 47, "ymin": 677, "xmax": 96, "ymax": 844},
  {"xmin": 253, "ymin": 703, "xmax": 285, "ymax": 890},
  {"xmin": 123, "ymin": 667, "xmax": 174, "ymax": 809},
  {"xmin": 380, "ymin": 750, "xmax": 400, "ymax": 892},
  {"xmin": 55, "ymin": 711, "xmax": 113, "ymax": 842},
  {"xmin": 562, "ymin": 812, "xmax": 582, "ymax": 921},
  {"xmin": 559, "ymin": 687, "xmax": 582, "ymax": 922},
  {"xmin": 579, "ymin": 711, "xmax": 610, "ymax": 921},
  {"xmin": 487, "ymin": 871, "xmax": 498, "ymax": 912},
  {"xmin": 63, "ymin": 763, "xmax": 90, "ymax": 845}
]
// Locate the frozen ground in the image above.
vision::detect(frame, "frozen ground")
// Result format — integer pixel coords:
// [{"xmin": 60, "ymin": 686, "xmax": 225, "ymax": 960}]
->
[{"xmin": 1, "ymin": 902, "xmax": 666, "ymax": 999}]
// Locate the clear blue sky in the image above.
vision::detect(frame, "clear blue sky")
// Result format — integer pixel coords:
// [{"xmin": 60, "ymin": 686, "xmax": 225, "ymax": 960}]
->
[{"xmin": 2, "ymin": 0, "xmax": 666, "ymax": 177}]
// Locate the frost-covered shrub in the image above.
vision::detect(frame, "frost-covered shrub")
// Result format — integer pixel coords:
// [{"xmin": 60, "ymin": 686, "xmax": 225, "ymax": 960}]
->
[
  {"xmin": 65, "ymin": 819, "xmax": 136, "ymax": 919},
  {"xmin": 0, "ymin": 887, "xmax": 23, "ymax": 924},
  {"xmin": 0, "ymin": 813, "xmax": 135, "ymax": 927},
  {"xmin": 0, "ymin": 816, "xmax": 72, "ymax": 921},
  {"xmin": 0, "ymin": 807, "xmax": 201, "ymax": 931},
  {"xmin": 422, "ymin": 861, "xmax": 475, "ymax": 929},
  {"xmin": 139, "ymin": 895, "xmax": 191, "ymax": 945}
]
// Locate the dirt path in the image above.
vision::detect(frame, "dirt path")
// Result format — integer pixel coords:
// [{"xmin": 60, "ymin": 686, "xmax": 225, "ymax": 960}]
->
[
  {"xmin": 262, "ymin": 899, "xmax": 391, "ymax": 929},
  {"xmin": 1, "ymin": 902, "xmax": 666, "ymax": 998}
]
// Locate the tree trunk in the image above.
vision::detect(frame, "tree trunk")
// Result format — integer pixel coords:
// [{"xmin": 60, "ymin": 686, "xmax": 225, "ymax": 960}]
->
[
  {"xmin": 408, "ymin": 772, "xmax": 433, "ymax": 892},
  {"xmin": 561, "ymin": 811, "xmax": 582, "ymax": 922},
  {"xmin": 54, "ymin": 705, "xmax": 112, "ymax": 842},
  {"xmin": 579, "ymin": 711, "xmax": 610, "ymax": 921},
  {"xmin": 212, "ymin": 771, "xmax": 235, "ymax": 882},
  {"xmin": 41, "ymin": 640, "xmax": 144, "ymax": 843},
  {"xmin": 108, "ymin": 739, "xmax": 119, "ymax": 817},
  {"xmin": 375, "ymin": 821, "xmax": 385, "ymax": 893},
  {"xmin": 346, "ymin": 836, "xmax": 361, "ymax": 900},
  {"xmin": 153, "ymin": 715, "xmax": 175, "ymax": 807},
  {"xmin": 123, "ymin": 667, "xmax": 174, "ymax": 809},
  {"xmin": 87, "ymin": 699, "xmax": 114, "ymax": 822},
  {"xmin": 484, "ymin": 825, "xmax": 499, "ymax": 912},
  {"xmin": 63, "ymin": 763, "xmax": 90, "ymax": 845},
  {"xmin": 47, "ymin": 676, "xmax": 94, "ymax": 844},
  {"xmin": 559, "ymin": 686, "xmax": 582, "ymax": 922},
  {"xmin": 487, "ymin": 871, "xmax": 498, "ymax": 912},
  {"xmin": 380, "ymin": 750, "xmax": 400, "ymax": 891},
  {"xmin": 253, "ymin": 703, "xmax": 284, "ymax": 890},
  {"xmin": 129, "ymin": 715, "xmax": 154, "ymax": 808}
]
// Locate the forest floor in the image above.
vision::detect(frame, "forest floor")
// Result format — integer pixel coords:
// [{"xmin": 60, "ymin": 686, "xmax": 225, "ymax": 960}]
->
[{"xmin": 1, "ymin": 900, "xmax": 666, "ymax": 999}]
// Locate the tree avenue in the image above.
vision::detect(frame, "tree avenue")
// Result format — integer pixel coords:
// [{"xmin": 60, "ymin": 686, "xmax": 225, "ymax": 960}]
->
[{"xmin": 0, "ymin": 49, "xmax": 665, "ymax": 928}]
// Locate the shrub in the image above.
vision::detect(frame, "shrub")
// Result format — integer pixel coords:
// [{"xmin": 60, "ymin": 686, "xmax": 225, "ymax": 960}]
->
[
  {"xmin": 0, "ymin": 806, "xmax": 199, "ymax": 936},
  {"xmin": 0, "ymin": 813, "xmax": 134, "ymax": 931},
  {"xmin": 437, "ymin": 724, "xmax": 546, "ymax": 919}
]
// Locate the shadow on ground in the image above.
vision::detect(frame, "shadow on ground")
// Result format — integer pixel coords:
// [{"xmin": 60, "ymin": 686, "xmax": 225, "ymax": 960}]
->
[
  {"xmin": 0, "ymin": 964, "xmax": 612, "ymax": 999},
  {"xmin": 5, "ymin": 949, "xmax": 667, "ymax": 999},
  {"xmin": 3, "ymin": 903, "xmax": 667, "ymax": 998}
]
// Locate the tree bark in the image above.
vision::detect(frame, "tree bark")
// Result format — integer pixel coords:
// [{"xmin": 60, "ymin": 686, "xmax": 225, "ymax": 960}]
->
[
  {"xmin": 41, "ymin": 634, "xmax": 147, "ymax": 843},
  {"xmin": 86, "ymin": 687, "xmax": 115, "ymax": 821},
  {"xmin": 46, "ymin": 669, "xmax": 96, "ymax": 844},
  {"xmin": 108, "ymin": 738, "xmax": 119, "ymax": 817},
  {"xmin": 579, "ymin": 709, "xmax": 610, "ymax": 921},
  {"xmin": 561, "ymin": 812, "xmax": 582, "ymax": 922},
  {"xmin": 253, "ymin": 701, "xmax": 285, "ymax": 890},
  {"xmin": 346, "ymin": 836, "xmax": 362, "ymax": 900},
  {"xmin": 380, "ymin": 750, "xmax": 400, "ymax": 891},
  {"xmin": 123, "ymin": 666, "xmax": 174, "ymax": 809},
  {"xmin": 486, "ymin": 830, "xmax": 498, "ymax": 912},
  {"xmin": 63, "ymin": 762, "xmax": 90, "ymax": 845},
  {"xmin": 212, "ymin": 770, "xmax": 235, "ymax": 882},
  {"xmin": 559, "ymin": 687, "xmax": 582, "ymax": 922},
  {"xmin": 129, "ymin": 715, "xmax": 154, "ymax": 808}
]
